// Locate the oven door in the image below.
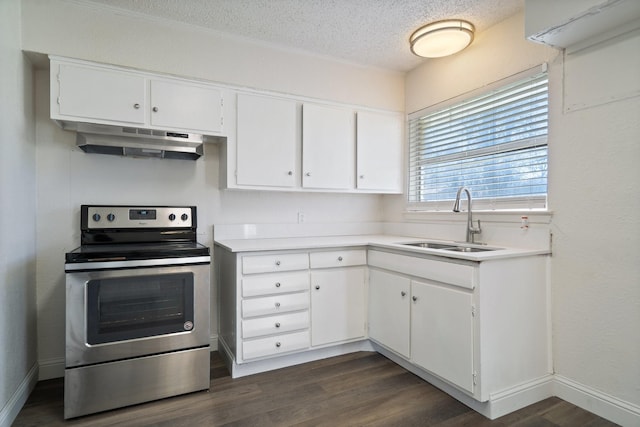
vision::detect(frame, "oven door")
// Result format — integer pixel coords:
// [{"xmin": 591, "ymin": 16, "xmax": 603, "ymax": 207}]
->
[{"xmin": 66, "ymin": 263, "xmax": 210, "ymax": 368}]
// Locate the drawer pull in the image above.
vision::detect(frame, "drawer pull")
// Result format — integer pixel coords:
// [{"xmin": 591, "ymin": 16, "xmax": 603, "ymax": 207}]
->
[
  {"xmin": 275, "ymin": 322, "xmax": 281, "ymax": 328},
  {"xmin": 275, "ymin": 342, "xmax": 282, "ymax": 348},
  {"xmin": 401, "ymin": 291, "xmax": 407, "ymax": 297},
  {"xmin": 275, "ymin": 282, "xmax": 281, "ymax": 288},
  {"xmin": 315, "ymin": 285, "xmax": 320, "ymax": 290},
  {"xmin": 338, "ymin": 256, "xmax": 343, "ymax": 261},
  {"xmin": 275, "ymin": 302, "xmax": 281, "ymax": 308},
  {"xmin": 412, "ymin": 296, "xmax": 418, "ymax": 302},
  {"xmin": 275, "ymin": 260, "xmax": 281, "ymax": 266}
]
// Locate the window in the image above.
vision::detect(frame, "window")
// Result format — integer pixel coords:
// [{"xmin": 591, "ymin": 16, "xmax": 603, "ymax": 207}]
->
[{"xmin": 408, "ymin": 70, "xmax": 548, "ymax": 211}]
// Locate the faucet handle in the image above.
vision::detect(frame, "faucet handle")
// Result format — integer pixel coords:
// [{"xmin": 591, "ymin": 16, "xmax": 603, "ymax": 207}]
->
[{"xmin": 472, "ymin": 219, "xmax": 482, "ymax": 234}]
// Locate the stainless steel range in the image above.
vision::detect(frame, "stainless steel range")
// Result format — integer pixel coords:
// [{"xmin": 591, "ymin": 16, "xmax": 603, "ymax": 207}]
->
[{"xmin": 64, "ymin": 205, "xmax": 211, "ymax": 419}]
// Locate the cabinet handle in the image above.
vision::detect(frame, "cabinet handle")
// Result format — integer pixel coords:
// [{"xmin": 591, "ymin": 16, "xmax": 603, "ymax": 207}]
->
[
  {"xmin": 412, "ymin": 296, "xmax": 418, "ymax": 302},
  {"xmin": 275, "ymin": 342, "xmax": 281, "ymax": 348},
  {"xmin": 152, "ymin": 106, "xmax": 159, "ymax": 112},
  {"xmin": 275, "ymin": 282, "xmax": 281, "ymax": 288},
  {"xmin": 275, "ymin": 260, "xmax": 281, "ymax": 266},
  {"xmin": 305, "ymin": 172, "xmax": 311, "ymax": 177},
  {"xmin": 401, "ymin": 291, "xmax": 406, "ymax": 297},
  {"xmin": 133, "ymin": 103, "xmax": 140, "ymax": 109},
  {"xmin": 287, "ymin": 171, "xmax": 293, "ymax": 176},
  {"xmin": 315, "ymin": 285, "xmax": 320, "ymax": 290},
  {"xmin": 359, "ymin": 175, "xmax": 364, "ymax": 179},
  {"xmin": 338, "ymin": 256, "xmax": 343, "ymax": 261},
  {"xmin": 275, "ymin": 302, "xmax": 281, "ymax": 308},
  {"xmin": 275, "ymin": 322, "xmax": 281, "ymax": 328}
]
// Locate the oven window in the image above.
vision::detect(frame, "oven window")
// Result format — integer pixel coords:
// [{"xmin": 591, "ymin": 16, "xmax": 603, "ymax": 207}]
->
[{"xmin": 86, "ymin": 273, "xmax": 194, "ymax": 345}]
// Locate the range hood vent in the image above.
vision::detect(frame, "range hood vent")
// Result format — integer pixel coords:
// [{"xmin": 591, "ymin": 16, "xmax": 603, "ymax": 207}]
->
[{"xmin": 73, "ymin": 123, "xmax": 211, "ymax": 160}]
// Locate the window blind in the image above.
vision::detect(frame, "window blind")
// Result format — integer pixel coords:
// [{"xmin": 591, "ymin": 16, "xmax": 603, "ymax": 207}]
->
[{"xmin": 408, "ymin": 72, "xmax": 549, "ymax": 210}]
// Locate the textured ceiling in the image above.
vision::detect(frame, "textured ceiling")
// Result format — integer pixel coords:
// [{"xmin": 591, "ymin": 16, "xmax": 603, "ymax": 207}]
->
[{"xmin": 82, "ymin": 0, "xmax": 524, "ymax": 72}]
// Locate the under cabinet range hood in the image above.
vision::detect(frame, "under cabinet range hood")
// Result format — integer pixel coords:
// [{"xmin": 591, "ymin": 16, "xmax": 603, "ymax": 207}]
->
[{"xmin": 71, "ymin": 123, "xmax": 214, "ymax": 160}]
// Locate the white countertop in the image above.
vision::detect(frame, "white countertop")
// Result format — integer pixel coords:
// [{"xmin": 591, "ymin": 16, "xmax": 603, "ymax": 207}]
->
[{"xmin": 214, "ymin": 234, "xmax": 550, "ymax": 261}]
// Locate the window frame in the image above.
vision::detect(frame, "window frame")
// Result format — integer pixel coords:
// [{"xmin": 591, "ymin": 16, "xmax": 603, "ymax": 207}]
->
[{"xmin": 406, "ymin": 65, "xmax": 549, "ymax": 212}]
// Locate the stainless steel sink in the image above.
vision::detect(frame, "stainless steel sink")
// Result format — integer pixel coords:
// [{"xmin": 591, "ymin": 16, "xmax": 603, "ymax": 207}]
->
[{"xmin": 401, "ymin": 242, "xmax": 503, "ymax": 252}]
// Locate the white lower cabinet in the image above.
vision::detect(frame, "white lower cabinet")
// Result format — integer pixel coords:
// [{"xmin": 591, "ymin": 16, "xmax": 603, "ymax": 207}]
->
[
  {"xmin": 410, "ymin": 279, "xmax": 474, "ymax": 393},
  {"xmin": 310, "ymin": 267, "xmax": 366, "ymax": 346},
  {"xmin": 368, "ymin": 249, "xmax": 549, "ymax": 404},
  {"xmin": 217, "ymin": 246, "xmax": 368, "ymax": 369},
  {"xmin": 368, "ymin": 269, "xmax": 410, "ymax": 358}
]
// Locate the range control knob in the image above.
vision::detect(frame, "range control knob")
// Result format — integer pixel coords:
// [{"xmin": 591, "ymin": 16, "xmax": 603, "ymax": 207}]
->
[
  {"xmin": 107, "ymin": 213, "xmax": 115, "ymax": 222},
  {"xmin": 92, "ymin": 213, "xmax": 101, "ymax": 222},
  {"xmin": 168, "ymin": 213, "xmax": 176, "ymax": 221},
  {"xmin": 181, "ymin": 213, "xmax": 189, "ymax": 221}
]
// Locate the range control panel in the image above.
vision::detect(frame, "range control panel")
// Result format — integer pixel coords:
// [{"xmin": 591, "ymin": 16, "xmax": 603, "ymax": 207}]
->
[{"xmin": 82, "ymin": 205, "xmax": 195, "ymax": 229}]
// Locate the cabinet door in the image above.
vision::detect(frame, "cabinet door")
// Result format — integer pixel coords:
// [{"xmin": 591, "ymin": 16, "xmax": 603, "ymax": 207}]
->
[
  {"xmin": 236, "ymin": 93, "xmax": 297, "ymax": 187},
  {"xmin": 57, "ymin": 64, "xmax": 146, "ymax": 125},
  {"xmin": 368, "ymin": 269, "xmax": 410, "ymax": 358},
  {"xmin": 356, "ymin": 111, "xmax": 403, "ymax": 192},
  {"xmin": 302, "ymin": 104, "xmax": 354, "ymax": 189},
  {"xmin": 310, "ymin": 268, "xmax": 365, "ymax": 346},
  {"xmin": 150, "ymin": 80, "xmax": 223, "ymax": 133},
  {"xmin": 411, "ymin": 280, "xmax": 474, "ymax": 393}
]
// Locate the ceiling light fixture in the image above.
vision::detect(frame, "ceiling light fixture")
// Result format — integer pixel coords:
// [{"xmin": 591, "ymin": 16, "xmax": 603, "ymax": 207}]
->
[{"xmin": 410, "ymin": 19, "xmax": 475, "ymax": 58}]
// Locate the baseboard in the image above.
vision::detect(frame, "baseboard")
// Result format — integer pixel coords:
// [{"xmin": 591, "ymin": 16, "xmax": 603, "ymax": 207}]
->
[
  {"xmin": 554, "ymin": 375, "xmax": 640, "ymax": 427},
  {"xmin": 0, "ymin": 362, "xmax": 38, "ymax": 427},
  {"xmin": 38, "ymin": 357, "xmax": 65, "ymax": 380}
]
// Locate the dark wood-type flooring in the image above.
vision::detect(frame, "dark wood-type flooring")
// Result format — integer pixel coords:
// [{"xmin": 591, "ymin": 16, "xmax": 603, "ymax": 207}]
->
[{"xmin": 13, "ymin": 351, "xmax": 618, "ymax": 426}]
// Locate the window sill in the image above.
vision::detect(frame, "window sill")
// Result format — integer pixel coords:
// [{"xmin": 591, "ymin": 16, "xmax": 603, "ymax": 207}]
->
[{"xmin": 403, "ymin": 209, "xmax": 553, "ymax": 224}]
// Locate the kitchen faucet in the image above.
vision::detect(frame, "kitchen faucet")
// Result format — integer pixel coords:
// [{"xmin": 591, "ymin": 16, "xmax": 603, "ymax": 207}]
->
[{"xmin": 453, "ymin": 187, "xmax": 481, "ymax": 244}]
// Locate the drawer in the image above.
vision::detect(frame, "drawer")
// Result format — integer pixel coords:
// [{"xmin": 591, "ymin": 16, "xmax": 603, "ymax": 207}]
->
[
  {"xmin": 309, "ymin": 249, "xmax": 367, "ymax": 269},
  {"xmin": 242, "ymin": 330, "xmax": 309, "ymax": 360},
  {"xmin": 242, "ymin": 253, "xmax": 309, "ymax": 274},
  {"xmin": 242, "ymin": 271, "xmax": 309, "ymax": 297},
  {"xmin": 242, "ymin": 311, "xmax": 309, "ymax": 339},
  {"xmin": 242, "ymin": 292, "xmax": 309, "ymax": 318}
]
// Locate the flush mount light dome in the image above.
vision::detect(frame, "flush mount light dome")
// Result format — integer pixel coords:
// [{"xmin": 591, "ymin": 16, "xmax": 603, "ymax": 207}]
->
[{"xmin": 410, "ymin": 19, "xmax": 475, "ymax": 58}]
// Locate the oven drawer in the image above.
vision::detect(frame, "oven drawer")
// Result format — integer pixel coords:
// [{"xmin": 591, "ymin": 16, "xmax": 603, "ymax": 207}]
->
[
  {"xmin": 242, "ymin": 330, "xmax": 310, "ymax": 360},
  {"xmin": 242, "ymin": 311, "xmax": 309, "ymax": 339},
  {"xmin": 309, "ymin": 249, "xmax": 367, "ymax": 269},
  {"xmin": 242, "ymin": 271, "xmax": 309, "ymax": 297},
  {"xmin": 242, "ymin": 292, "xmax": 309, "ymax": 318},
  {"xmin": 242, "ymin": 253, "xmax": 309, "ymax": 274}
]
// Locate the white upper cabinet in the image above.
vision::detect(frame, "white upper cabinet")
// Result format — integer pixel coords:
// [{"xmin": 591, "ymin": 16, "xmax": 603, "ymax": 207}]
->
[
  {"xmin": 356, "ymin": 111, "xmax": 403, "ymax": 193},
  {"xmin": 236, "ymin": 93, "xmax": 297, "ymax": 188},
  {"xmin": 56, "ymin": 63, "xmax": 146, "ymax": 125},
  {"xmin": 149, "ymin": 80, "xmax": 223, "ymax": 133},
  {"xmin": 51, "ymin": 58, "xmax": 224, "ymax": 134},
  {"xmin": 302, "ymin": 103, "xmax": 354, "ymax": 190}
]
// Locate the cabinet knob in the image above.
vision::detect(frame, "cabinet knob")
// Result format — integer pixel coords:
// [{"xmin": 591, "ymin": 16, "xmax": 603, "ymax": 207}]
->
[
  {"xmin": 401, "ymin": 291, "xmax": 406, "ymax": 297},
  {"xmin": 133, "ymin": 103, "xmax": 140, "ymax": 109},
  {"xmin": 275, "ymin": 322, "xmax": 281, "ymax": 328},
  {"xmin": 275, "ymin": 302, "xmax": 281, "ymax": 308},
  {"xmin": 275, "ymin": 260, "xmax": 281, "ymax": 266},
  {"xmin": 275, "ymin": 282, "xmax": 281, "ymax": 288},
  {"xmin": 338, "ymin": 256, "xmax": 343, "ymax": 261},
  {"xmin": 412, "ymin": 296, "xmax": 418, "ymax": 302},
  {"xmin": 287, "ymin": 171, "xmax": 293, "ymax": 176},
  {"xmin": 315, "ymin": 285, "xmax": 320, "ymax": 290},
  {"xmin": 359, "ymin": 175, "xmax": 364, "ymax": 179},
  {"xmin": 275, "ymin": 342, "xmax": 281, "ymax": 348},
  {"xmin": 152, "ymin": 106, "xmax": 159, "ymax": 112},
  {"xmin": 305, "ymin": 172, "xmax": 311, "ymax": 177}
]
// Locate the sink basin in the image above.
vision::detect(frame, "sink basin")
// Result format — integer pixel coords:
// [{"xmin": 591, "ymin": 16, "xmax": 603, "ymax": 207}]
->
[
  {"xmin": 403, "ymin": 242, "xmax": 455, "ymax": 250},
  {"xmin": 401, "ymin": 241, "xmax": 503, "ymax": 253}
]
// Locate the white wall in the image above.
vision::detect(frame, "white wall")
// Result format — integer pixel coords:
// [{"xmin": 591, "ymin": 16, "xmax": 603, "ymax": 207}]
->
[
  {"xmin": 549, "ymin": 29, "xmax": 640, "ymax": 408},
  {"xmin": 21, "ymin": 0, "xmax": 402, "ymax": 379},
  {"xmin": 400, "ymin": 9, "xmax": 640, "ymax": 423},
  {"xmin": 0, "ymin": 0, "xmax": 38, "ymax": 425}
]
